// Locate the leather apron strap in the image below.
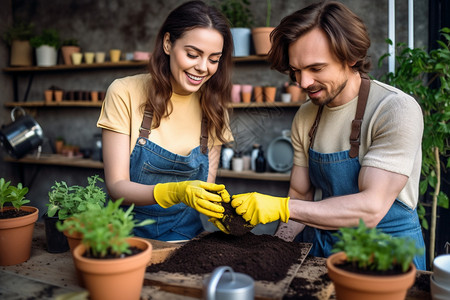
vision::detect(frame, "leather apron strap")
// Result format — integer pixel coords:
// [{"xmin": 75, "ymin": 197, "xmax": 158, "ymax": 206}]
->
[
  {"xmin": 308, "ymin": 73, "xmax": 371, "ymax": 158},
  {"xmin": 139, "ymin": 103, "xmax": 209, "ymax": 154}
]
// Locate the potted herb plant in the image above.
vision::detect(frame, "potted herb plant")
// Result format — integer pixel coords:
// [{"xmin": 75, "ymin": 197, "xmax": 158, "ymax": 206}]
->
[
  {"xmin": 251, "ymin": 0, "xmax": 274, "ymax": 55},
  {"xmin": 378, "ymin": 27, "xmax": 450, "ymax": 265},
  {"xmin": 44, "ymin": 175, "xmax": 107, "ymax": 253},
  {"xmin": 0, "ymin": 178, "xmax": 39, "ymax": 266},
  {"xmin": 2, "ymin": 21, "xmax": 35, "ymax": 66},
  {"xmin": 30, "ymin": 28, "xmax": 60, "ymax": 66},
  {"xmin": 217, "ymin": 0, "xmax": 253, "ymax": 57},
  {"xmin": 326, "ymin": 219, "xmax": 423, "ymax": 300},
  {"xmin": 57, "ymin": 199, "xmax": 154, "ymax": 300},
  {"xmin": 61, "ymin": 38, "xmax": 81, "ymax": 65}
]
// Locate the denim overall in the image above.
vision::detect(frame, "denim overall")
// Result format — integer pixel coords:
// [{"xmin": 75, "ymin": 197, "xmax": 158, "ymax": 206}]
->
[
  {"xmin": 128, "ymin": 105, "xmax": 209, "ymax": 241},
  {"xmin": 308, "ymin": 74, "xmax": 426, "ymax": 270}
]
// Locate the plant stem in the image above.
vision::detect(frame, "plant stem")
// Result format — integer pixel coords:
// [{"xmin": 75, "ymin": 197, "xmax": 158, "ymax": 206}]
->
[
  {"xmin": 266, "ymin": 0, "xmax": 271, "ymax": 27},
  {"xmin": 430, "ymin": 146, "xmax": 440, "ymax": 266}
]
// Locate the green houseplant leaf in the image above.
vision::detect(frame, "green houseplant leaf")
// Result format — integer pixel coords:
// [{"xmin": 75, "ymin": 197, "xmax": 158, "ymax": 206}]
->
[
  {"xmin": 0, "ymin": 178, "xmax": 30, "ymax": 212},
  {"xmin": 332, "ymin": 219, "xmax": 423, "ymax": 273}
]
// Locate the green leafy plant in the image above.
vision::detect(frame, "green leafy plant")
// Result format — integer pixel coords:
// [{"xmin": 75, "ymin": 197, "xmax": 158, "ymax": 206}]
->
[
  {"xmin": 265, "ymin": 0, "xmax": 272, "ymax": 27},
  {"xmin": 0, "ymin": 178, "xmax": 30, "ymax": 212},
  {"xmin": 332, "ymin": 219, "xmax": 423, "ymax": 273},
  {"xmin": 216, "ymin": 0, "xmax": 253, "ymax": 28},
  {"xmin": 57, "ymin": 198, "xmax": 154, "ymax": 258},
  {"xmin": 30, "ymin": 29, "xmax": 60, "ymax": 48},
  {"xmin": 378, "ymin": 27, "xmax": 450, "ymax": 263},
  {"xmin": 46, "ymin": 175, "xmax": 106, "ymax": 220},
  {"xmin": 2, "ymin": 21, "xmax": 35, "ymax": 45}
]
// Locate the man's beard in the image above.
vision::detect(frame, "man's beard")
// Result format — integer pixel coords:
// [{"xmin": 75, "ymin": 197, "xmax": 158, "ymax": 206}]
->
[{"xmin": 308, "ymin": 79, "xmax": 348, "ymax": 106}]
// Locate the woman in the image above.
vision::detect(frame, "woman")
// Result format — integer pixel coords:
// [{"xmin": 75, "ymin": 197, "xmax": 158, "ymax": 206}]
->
[{"xmin": 97, "ymin": 1, "xmax": 234, "ymax": 241}]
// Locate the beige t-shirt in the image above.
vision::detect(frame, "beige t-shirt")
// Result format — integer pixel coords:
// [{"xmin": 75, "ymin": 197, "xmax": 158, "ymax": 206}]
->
[
  {"xmin": 97, "ymin": 74, "xmax": 233, "ymax": 156},
  {"xmin": 291, "ymin": 80, "xmax": 423, "ymax": 209}
]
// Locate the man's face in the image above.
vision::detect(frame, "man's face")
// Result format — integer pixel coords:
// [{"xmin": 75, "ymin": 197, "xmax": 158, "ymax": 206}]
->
[{"xmin": 288, "ymin": 28, "xmax": 355, "ymax": 107}]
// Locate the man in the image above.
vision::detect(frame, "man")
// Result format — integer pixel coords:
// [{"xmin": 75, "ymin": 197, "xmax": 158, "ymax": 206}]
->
[{"xmin": 228, "ymin": 1, "xmax": 426, "ymax": 270}]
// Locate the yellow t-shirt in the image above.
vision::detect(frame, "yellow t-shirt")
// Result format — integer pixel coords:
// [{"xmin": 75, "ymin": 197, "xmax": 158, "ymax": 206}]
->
[
  {"xmin": 290, "ymin": 80, "xmax": 423, "ymax": 209},
  {"xmin": 97, "ymin": 74, "xmax": 233, "ymax": 156}
]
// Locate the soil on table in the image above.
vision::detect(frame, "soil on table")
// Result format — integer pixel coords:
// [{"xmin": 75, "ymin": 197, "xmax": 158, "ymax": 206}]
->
[
  {"xmin": 0, "ymin": 209, "xmax": 31, "ymax": 219},
  {"xmin": 147, "ymin": 231, "xmax": 306, "ymax": 282},
  {"xmin": 220, "ymin": 200, "xmax": 254, "ymax": 236}
]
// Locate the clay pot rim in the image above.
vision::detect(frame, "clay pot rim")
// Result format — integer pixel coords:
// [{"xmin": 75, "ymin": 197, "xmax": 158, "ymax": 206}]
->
[{"xmin": 0, "ymin": 206, "xmax": 39, "ymax": 228}]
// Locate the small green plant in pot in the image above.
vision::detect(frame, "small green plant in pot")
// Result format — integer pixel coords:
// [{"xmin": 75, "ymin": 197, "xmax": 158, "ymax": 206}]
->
[
  {"xmin": 2, "ymin": 21, "xmax": 35, "ymax": 66},
  {"xmin": 61, "ymin": 38, "xmax": 80, "ymax": 65},
  {"xmin": 30, "ymin": 28, "xmax": 60, "ymax": 66},
  {"xmin": 326, "ymin": 220, "xmax": 424, "ymax": 300},
  {"xmin": 0, "ymin": 178, "xmax": 39, "ymax": 265},
  {"xmin": 45, "ymin": 175, "xmax": 107, "ymax": 253},
  {"xmin": 57, "ymin": 199, "xmax": 154, "ymax": 300}
]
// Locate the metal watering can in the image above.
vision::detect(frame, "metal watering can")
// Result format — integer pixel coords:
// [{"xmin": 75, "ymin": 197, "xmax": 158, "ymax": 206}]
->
[
  {"xmin": 204, "ymin": 266, "xmax": 254, "ymax": 300},
  {"xmin": 0, "ymin": 107, "xmax": 44, "ymax": 158}
]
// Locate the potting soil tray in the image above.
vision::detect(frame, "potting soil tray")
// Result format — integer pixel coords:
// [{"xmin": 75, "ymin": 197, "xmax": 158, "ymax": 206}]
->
[{"xmin": 144, "ymin": 232, "xmax": 312, "ymax": 300}]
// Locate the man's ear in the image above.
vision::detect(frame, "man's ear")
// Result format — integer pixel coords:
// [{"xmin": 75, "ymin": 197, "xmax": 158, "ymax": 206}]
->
[{"xmin": 163, "ymin": 33, "xmax": 171, "ymax": 55}]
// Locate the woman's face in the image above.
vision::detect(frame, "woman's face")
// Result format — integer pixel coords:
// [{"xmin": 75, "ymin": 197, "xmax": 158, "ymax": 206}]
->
[{"xmin": 164, "ymin": 28, "xmax": 223, "ymax": 95}]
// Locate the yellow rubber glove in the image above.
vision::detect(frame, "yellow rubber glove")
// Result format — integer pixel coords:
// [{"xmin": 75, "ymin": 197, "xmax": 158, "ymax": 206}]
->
[
  {"xmin": 231, "ymin": 192, "xmax": 290, "ymax": 226},
  {"xmin": 154, "ymin": 180, "xmax": 225, "ymax": 219},
  {"xmin": 208, "ymin": 189, "xmax": 231, "ymax": 234}
]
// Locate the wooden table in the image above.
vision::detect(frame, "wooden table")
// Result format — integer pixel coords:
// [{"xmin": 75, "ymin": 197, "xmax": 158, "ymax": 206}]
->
[{"xmin": 0, "ymin": 222, "xmax": 431, "ymax": 300}]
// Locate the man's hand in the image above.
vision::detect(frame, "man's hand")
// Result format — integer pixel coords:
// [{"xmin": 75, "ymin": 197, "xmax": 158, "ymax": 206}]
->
[
  {"xmin": 231, "ymin": 192, "xmax": 290, "ymax": 226},
  {"xmin": 154, "ymin": 181, "xmax": 226, "ymax": 218},
  {"xmin": 208, "ymin": 188, "xmax": 231, "ymax": 234}
]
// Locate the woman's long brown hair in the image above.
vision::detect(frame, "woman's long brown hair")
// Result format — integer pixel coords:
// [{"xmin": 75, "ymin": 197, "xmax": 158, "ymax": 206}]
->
[{"xmin": 146, "ymin": 0, "xmax": 233, "ymax": 145}]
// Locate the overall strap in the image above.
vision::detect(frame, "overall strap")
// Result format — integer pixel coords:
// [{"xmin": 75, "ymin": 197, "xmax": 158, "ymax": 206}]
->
[
  {"xmin": 139, "ymin": 103, "xmax": 209, "ymax": 155},
  {"xmin": 139, "ymin": 103, "xmax": 153, "ymax": 138},
  {"xmin": 349, "ymin": 73, "xmax": 370, "ymax": 158},
  {"xmin": 308, "ymin": 105, "xmax": 324, "ymax": 149}
]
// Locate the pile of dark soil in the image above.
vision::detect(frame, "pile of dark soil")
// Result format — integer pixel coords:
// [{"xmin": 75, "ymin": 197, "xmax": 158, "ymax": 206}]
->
[
  {"xmin": 0, "ymin": 209, "xmax": 31, "ymax": 219},
  {"xmin": 220, "ymin": 200, "xmax": 254, "ymax": 236},
  {"xmin": 147, "ymin": 231, "xmax": 305, "ymax": 282}
]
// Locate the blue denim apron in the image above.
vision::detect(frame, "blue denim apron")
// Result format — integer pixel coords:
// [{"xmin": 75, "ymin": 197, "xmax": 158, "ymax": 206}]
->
[
  {"xmin": 128, "ymin": 107, "xmax": 209, "ymax": 241},
  {"xmin": 307, "ymin": 75, "xmax": 426, "ymax": 270}
]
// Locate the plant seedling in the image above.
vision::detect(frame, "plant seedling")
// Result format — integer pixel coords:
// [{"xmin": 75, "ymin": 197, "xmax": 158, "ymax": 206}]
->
[
  {"xmin": 332, "ymin": 219, "xmax": 424, "ymax": 273},
  {"xmin": 57, "ymin": 198, "xmax": 154, "ymax": 258},
  {"xmin": 0, "ymin": 178, "xmax": 30, "ymax": 212}
]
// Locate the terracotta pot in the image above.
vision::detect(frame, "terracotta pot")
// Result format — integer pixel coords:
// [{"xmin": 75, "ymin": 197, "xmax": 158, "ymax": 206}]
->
[
  {"xmin": 264, "ymin": 86, "xmax": 277, "ymax": 103},
  {"xmin": 286, "ymin": 85, "xmax": 306, "ymax": 103},
  {"xmin": 54, "ymin": 90, "xmax": 63, "ymax": 102},
  {"xmin": 327, "ymin": 252, "xmax": 416, "ymax": 300},
  {"xmin": 73, "ymin": 237, "xmax": 152, "ymax": 300},
  {"xmin": 241, "ymin": 84, "xmax": 253, "ymax": 103},
  {"xmin": 44, "ymin": 89, "xmax": 53, "ymax": 103},
  {"xmin": 10, "ymin": 40, "xmax": 33, "ymax": 66},
  {"xmin": 251, "ymin": 27, "xmax": 275, "ymax": 55},
  {"xmin": 254, "ymin": 86, "xmax": 263, "ymax": 103},
  {"xmin": 63, "ymin": 228, "xmax": 83, "ymax": 253},
  {"xmin": 90, "ymin": 91, "xmax": 99, "ymax": 102},
  {"xmin": 0, "ymin": 206, "xmax": 39, "ymax": 266},
  {"xmin": 61, "ymin": 46, "xmax": 81, "ymax": 65}
]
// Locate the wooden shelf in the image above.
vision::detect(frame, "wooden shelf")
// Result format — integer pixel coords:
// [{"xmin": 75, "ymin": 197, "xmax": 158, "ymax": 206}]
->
[
  {"xmin": 2, "ymin": 56, "xmax": 268, "ymax": 74},
  {"xmin": 4, "ymin": 101, "xmax": 103, "ymax": 108},
  {"xmin": 5, "ymin": 100, "xmax": 302, "ymax": 109},
  {"xmin": 4, "ymin": 155, "xmax": 290, "ymax": 181},
  {"xmin": 217, "ymin": 168, "xmax": 290, "ymax": 181}
]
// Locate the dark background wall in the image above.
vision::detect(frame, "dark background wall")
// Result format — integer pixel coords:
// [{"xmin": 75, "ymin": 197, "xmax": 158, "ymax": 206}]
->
[{"xmin": 3, "ymin": 0, "xmax": 446, "ymax": 263}]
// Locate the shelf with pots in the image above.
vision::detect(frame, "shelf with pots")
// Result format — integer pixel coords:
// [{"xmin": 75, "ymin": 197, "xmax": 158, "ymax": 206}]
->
[{"xmin": 4, "ymin": 154, "xmax": 290, "ymax": 181}]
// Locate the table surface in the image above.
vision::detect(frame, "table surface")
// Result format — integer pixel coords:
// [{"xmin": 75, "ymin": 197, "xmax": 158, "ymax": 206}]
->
[{"xmin": 0, "ymin": 222, "xmax": 431, "ymax": 300}]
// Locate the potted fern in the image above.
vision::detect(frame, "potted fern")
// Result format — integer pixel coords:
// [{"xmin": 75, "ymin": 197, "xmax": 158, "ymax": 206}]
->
[
  {"xmin": 326, "ymin": 220, "xmax": 424, "ymax": 300},
  {"xmin": 57, "ymin": 199, "xmax": 154, "ymax": 300},
  {"xmin": 217, "ymin": 0, "xmax": 253, "ymax": 57},
  {"xmin": 0, "ymin": 178, "xmax": 38, "ymax": 266},
  {"xmin": 30, "ymin": 28, "xmax": 60, "ymax": 66},
  {"xmin": 44, "ymin": 175, "xmax": 107, "ymax": 253},
  {"xmin": 2, "ymin": 21, "xmax": 35, "ymax": 66}
]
